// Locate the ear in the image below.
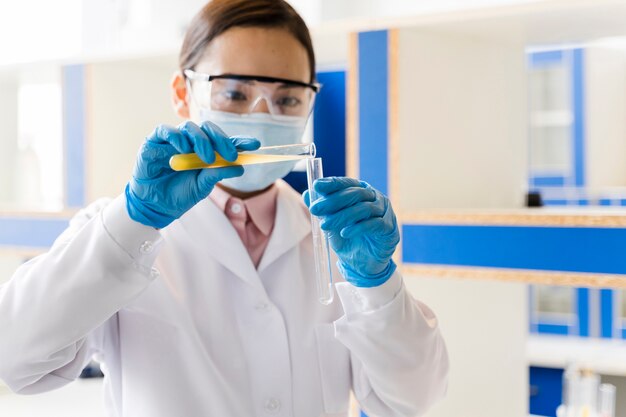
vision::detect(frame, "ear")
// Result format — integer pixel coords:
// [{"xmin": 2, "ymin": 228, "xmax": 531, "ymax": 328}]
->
[{"xmin": 171, "ymin": 71, "xmax": 190, "ymax": 119}]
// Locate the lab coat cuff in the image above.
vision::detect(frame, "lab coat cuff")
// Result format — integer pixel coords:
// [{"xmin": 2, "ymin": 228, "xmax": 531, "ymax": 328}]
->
[
  {"xmin": 335, "ymin": 271, "xmax": 403, "ymax": 314},
  {"xmin": 101, "ymin": 194, "xmax": 164, "ymax": 267}
]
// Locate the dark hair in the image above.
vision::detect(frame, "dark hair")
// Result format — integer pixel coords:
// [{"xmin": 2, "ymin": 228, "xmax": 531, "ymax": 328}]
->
[{"xmin": 180, "ymin": 0, "xmax": 316, "ymax": 82}]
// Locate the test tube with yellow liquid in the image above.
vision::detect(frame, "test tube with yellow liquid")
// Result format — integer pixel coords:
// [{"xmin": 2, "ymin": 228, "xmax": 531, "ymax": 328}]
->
[
  {"xmin": 169, "ymin": 143, "xmax": 316, "ymax": 171},
  {"xmin": 169, "ymin": 141, "xmax": 334, "ymax": 305}
]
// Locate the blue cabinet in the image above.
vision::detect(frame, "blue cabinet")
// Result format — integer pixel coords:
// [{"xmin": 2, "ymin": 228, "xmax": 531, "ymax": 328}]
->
[
  {"xmin": 529, "ymin": 286, "xmax": 590, "ymax": 336},
  {"xmin": 528, "ymin": 49, "xmax": 585, "ymax": 201},
  {"xmin": 529, "ymin": 366, "xmax": 563, "ymax": 417}
]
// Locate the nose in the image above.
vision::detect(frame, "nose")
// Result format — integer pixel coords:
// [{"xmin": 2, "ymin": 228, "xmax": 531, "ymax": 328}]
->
[{"xmin": 251, "ymin": 96, "xmax": 271, "ymax": 114}]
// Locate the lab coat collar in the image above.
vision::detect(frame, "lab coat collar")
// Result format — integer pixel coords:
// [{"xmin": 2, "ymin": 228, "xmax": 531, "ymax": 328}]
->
[
  {"xmin": 175, "ymin": 180, "xmax": 310, "ymax": 290},
  {"xmin": 177, "ymin": 191, "xmax": 262, "ymax": 292},
  {"xmin": 257, "ymin": 180, "xmax": 311, "ymax": 272}
]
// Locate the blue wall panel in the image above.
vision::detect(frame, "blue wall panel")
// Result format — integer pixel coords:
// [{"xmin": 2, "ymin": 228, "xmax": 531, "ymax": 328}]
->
[
  {"xmin": 531, "ymin": 176, "xmax": 566, "ymax": 187},
  {"xmin": 63, "ymin": 64, "xmax": 86, "ymax": 208},
  {"xmin": 571, "ymin": 49, "xmax": 586, "ymax": 187},
  {"xmin": 577, "ymin": 287, "xmax": 590, "ymax": 336},
  {"xmin": 601, "ymin": 288, "xmax": 614, "ymax": 338},
  {"xmin": 402, "ymin": 224, "xmax": 626, "ymax": 275},
  {"xmin": 536, "ymin": 324, "xmax": 569, "ymax": 335},
  {"xmin": 284, "ymin": 70, "xmax": 346, "ymax": 193},
  {"xmin": 314, "ymin": 70, "xmax": 346, "ymax": 178},
  {"xmin": 529, "ymin": 50, "xmax": 564, "ymax": 67},
  {"xmin": 358, "ymin": 30, "xmax": 388, "ymax": 195},
  {"xmin": 0, "ymin": 218, "xmax": 69, "ymax": 248}
]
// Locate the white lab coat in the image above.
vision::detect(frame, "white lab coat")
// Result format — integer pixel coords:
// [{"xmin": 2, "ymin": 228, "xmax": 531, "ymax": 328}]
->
[{"xmin": 0, "ymin": 180, "xmax": 448, "ymax": 417}]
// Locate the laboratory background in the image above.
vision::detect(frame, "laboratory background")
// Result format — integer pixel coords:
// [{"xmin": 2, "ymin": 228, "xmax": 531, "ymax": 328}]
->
[{"xmin": 2, "ymin": 0, "xmax": 626, "ymax": 416}]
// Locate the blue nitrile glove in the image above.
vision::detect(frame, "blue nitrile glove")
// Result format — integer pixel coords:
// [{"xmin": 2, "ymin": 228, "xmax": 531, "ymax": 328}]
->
[
  {"xmin": 303, "ymin": 177, "xmax": 400, "ymax": 288},
  {"xmin": 126, "ymin": 120, "xmax": 260, "ymax": 228}
]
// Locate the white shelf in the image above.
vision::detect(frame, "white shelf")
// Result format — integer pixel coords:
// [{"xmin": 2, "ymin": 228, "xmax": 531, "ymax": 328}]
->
[{"xmin": 528, "ymin": 334, "xmax": 626, "ymax": 376}]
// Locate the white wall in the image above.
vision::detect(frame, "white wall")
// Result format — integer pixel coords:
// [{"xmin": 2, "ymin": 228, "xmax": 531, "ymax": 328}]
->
[
  {"xmin": 315, "ymin": 0, "xmax": 539, "ymax": 24},
  {"xmin": 0, "ymin": 75, "xmax": 18, "ymax": 206},
  {"xmin": 394, "ymin": 26, "xmax": 528, "ymax": 417},
  {"xmin": 87, "ymin": 55, "xmax": 181, "ymax": 201},
  {"xmin": 396, "ymin": 27, "xmax": 527, "ymax": 210},
  {"xmin": 585, "ymin": 46, "xmax": 626, "ymax": 190},
  {"xmin": 405, "ymin": 276, "xmax": 528, "ymax": 417}
]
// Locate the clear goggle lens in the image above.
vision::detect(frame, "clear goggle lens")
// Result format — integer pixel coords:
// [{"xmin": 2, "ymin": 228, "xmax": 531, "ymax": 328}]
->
[{"xmin": 185, "ymin": 70, "xmax": 318, "ymax": 118}]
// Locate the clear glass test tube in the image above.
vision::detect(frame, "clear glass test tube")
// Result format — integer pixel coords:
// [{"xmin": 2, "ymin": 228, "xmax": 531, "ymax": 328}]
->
[
  {"xmin": 599, "ymin": 383, "xmax": 616, "ymax": 417},
  {"xmin": 170, "ymin": 143, "xmax": 316, "ymax": 171},
  {"xmin": 306, "ymin": 157, "xmax": 334, "ymax": 305}
]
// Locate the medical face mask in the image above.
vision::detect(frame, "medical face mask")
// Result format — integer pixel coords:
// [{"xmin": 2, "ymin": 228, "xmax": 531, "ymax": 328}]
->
[{"xmin": 199, "ymin": 110, "xmax": 308, "ymax": 192}]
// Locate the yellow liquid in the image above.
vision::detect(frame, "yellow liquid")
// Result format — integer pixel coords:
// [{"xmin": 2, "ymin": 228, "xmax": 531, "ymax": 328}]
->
[{"xmin": 169, "ymin": 152, "xmax": 308, "ymax": 171}]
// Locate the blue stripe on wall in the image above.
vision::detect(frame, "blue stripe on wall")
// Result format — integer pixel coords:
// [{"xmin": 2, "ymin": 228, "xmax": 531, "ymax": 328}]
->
[
  {"xmin": 284, "ymin": 69, "xmax": 347, "ymax": 193},
  {"xmin": 531, "ymin": 176, "xmax": 566, "ymax": 187},
  {"xmin": 571, "ymin": 49, "xmax": 586, "ymax": 187},
  {"xmin": 314, "ymin": 70, "xmax": 346, "ymax": 178},
  {"xmin": 577, "ymin": 287, "xmax": 589, "ymax": 336},
  {"xmin": 358, "ymin": 30, "xmax": 388, "ymax": 195},
  {"xmin": 529, "ymin": 50, "xmax": 564, "ymax": 67},
  {"xmin": 63, "ymin": 64, "xmax": 86, "ymax": 207},
  {"xmin": 402, "ymin": 224, "xmax": 626, "ymax": 275},
  {"xmin": 537, "ymin": 323, "xmax": 569, "ymax": 335},
  {"xmin": 0, "ymin": 218, "xmax": 69, "ymax": 248},
  {"xmin": 542, "ymin": 200, "xmax": 569, "ymax": 206},
  {"xmin": 600, "ymin": 289, "xmax": 614, "ymax": 338}
]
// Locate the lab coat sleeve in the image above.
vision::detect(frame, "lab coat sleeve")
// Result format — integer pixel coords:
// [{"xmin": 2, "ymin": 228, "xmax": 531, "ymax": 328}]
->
[
  {"xmin": 0, "ymin": 194, "xmax": 163, "ymax": 394},
  {"xmin": 333, "ymin": 271, "xmax": 449, "ymax": 417}
]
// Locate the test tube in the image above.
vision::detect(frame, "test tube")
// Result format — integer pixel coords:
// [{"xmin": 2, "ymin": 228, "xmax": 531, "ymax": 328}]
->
[
  {"xmin": 598, "ymin": 383, "xmax": 616, "ymax": 417},
  {"xmin": 170, "ymin": 143, "xmax": 316, "ymax": 171},
  {"xmin": 306, "ymin": 157, "xmax": 334, "ymax": 305}
]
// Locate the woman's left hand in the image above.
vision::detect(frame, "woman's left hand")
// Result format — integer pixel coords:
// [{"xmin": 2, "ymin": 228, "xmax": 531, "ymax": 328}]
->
[{"xmin": 304, "ymin": 177, "xmax": 400, "ymax": 288}]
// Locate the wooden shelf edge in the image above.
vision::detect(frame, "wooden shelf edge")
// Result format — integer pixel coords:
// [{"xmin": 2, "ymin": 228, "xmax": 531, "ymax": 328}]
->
[
  {"xmin": 399, "ymin": 210, "xmax": 626, "ymax": 228},
  {"xmin": 401, "ymin": 264, "xmax": 626, "ymax": 288}
]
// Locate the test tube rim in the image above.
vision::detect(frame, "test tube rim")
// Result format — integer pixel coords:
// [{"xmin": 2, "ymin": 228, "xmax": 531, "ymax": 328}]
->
[{"xmin": 244, "ymin": 142, "xmax": 316, "ymax": 157}]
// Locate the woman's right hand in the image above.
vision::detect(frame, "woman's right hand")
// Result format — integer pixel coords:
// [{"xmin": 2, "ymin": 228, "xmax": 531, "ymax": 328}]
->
[{"xmin": 125, "ymin": 120, "xmax": 260, "ymax": 228}]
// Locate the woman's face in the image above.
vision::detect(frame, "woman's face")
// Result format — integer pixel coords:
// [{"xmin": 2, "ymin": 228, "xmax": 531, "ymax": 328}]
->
[{"xmin": 172, "ymin": 26, "xmax": 311, "ymax": 121}]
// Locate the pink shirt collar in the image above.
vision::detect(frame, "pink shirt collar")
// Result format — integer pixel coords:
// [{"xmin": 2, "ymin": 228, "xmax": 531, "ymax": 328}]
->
[{"xmin": 209, "ymin": 184, "xmax": 278, "ymax": 236}]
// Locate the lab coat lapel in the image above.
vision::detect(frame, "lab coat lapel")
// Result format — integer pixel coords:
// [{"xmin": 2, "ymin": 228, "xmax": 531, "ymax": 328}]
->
[
  {"xmin": 177, "ymin": 197, "xmax": 263, "ymax": 292},
  {"xmin": 258, "ymin": 180, "xmax": 311, "ymax": 272}
]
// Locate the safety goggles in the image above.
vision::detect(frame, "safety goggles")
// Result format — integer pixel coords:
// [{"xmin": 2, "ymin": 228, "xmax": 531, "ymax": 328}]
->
[{"xmin": 184, "ymin": 69, "xmax": 321, "ymax": 118}]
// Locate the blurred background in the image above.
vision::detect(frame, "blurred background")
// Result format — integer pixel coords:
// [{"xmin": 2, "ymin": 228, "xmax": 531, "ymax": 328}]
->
[{"xmin": 4, "ymin": 0, "xmax": 626, "ymax": 416}]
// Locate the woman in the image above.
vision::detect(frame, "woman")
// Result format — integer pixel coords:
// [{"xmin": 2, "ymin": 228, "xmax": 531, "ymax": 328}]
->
[{"xmin": 0, "ymin": 1, "xmax": 448, "ymax": 416}]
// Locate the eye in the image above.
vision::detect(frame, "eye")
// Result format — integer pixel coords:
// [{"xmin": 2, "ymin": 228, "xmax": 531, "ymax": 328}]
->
[
  {"xmin": 275, "ymin": 96, "xmax": 302, "ymax": 108},
  {"xmin": 222, "ymin": 90, "xmax": 248, "ymax": 101}
]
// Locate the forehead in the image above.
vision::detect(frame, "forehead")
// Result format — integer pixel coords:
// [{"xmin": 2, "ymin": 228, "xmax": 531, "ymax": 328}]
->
[{"xmin": 194, "ymin": 27, "xmax": 311, "ymax": 84}]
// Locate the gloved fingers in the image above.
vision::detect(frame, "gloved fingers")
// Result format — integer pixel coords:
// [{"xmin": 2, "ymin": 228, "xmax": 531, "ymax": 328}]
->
[
  {"xmin": 178, "ymin": 121, "xmax": 217, "ymax": 165},
  {"xmin": 231, "ymin": 136, "xmax": 261, "ymax": 151},
  {"xmin": 196, "ymin": 166, "xmax": 244, "ymax": 195},
  {"xmin": 302, "ymin": 190, "xmax": 311, "ymax": 207},
  {"xmin": 309, "ymin": 187, "xmax": 377, "ymax": 216},
  {"xmin": 340, "ymin": 216, "xmax": 387, "ymax": 239},
  {"xmin": 149, "ymin": 124, "xmax": 194, "ymax": 154},
  {"xmin": 313, "ymin": 177, "xmax": 368, "ymax": 196},
  {"xmin": 200, "ymin": 121, "xmax": 239, "ymax": 162},
  {"xmin": 319, "ymin": 201, "xmax": 384, "ymax": 232},
  {"xmin": 135, "ymin": 141, "xmax": 178, "ymax": 179}
]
